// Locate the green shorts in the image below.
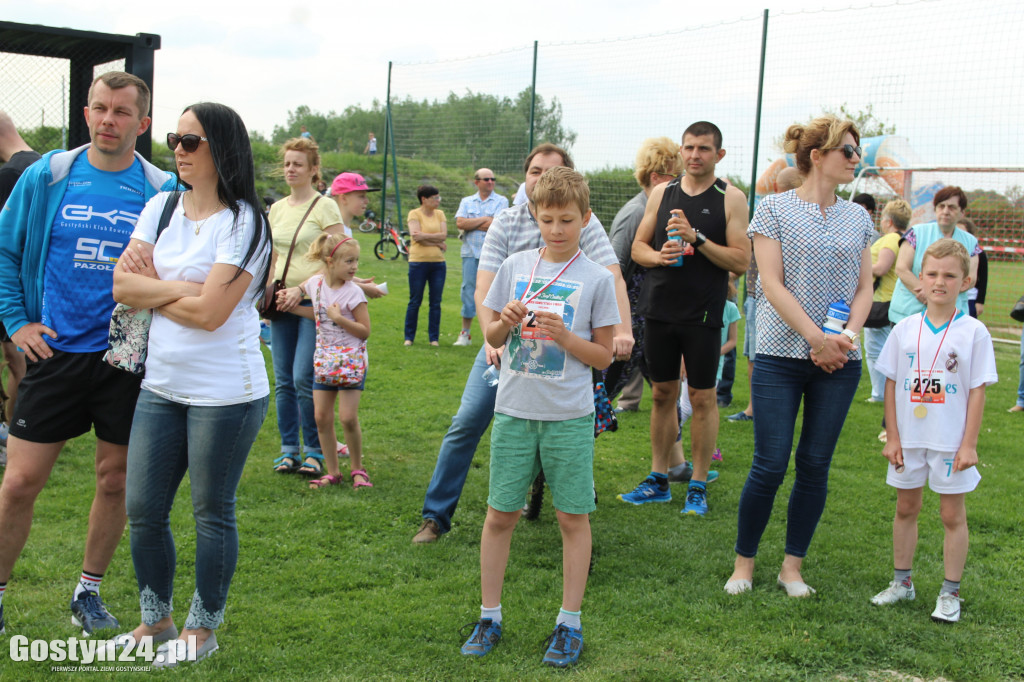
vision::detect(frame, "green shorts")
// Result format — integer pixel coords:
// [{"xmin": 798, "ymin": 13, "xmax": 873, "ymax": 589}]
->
[{"xmin": 488, "ymin": 413, "xmax": 595, "ymax": 515}]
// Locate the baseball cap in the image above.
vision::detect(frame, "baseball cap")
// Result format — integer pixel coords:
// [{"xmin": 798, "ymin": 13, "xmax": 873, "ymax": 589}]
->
[{"xmin": 331, "ymin": 172, "xmax": 380, "ymax": 195}]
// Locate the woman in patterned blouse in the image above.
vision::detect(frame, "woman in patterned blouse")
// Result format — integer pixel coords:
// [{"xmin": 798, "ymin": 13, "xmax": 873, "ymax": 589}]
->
[{"xmin": 725, "ymin": 115, "xmax": 874, "ymax": 598}]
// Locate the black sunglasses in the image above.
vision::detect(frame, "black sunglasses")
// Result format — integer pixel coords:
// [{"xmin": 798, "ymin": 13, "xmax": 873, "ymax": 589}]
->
[
  {"xmin": 167, "ymin": 133, "xmax": 208, "ymax": 153},
  {"xmin": 825, "ymin": 143, "xmax": 863, "ymax": 160},
  {"xmin": 477, "ymin": 177, "xmax": 496, "ymax": 182}
]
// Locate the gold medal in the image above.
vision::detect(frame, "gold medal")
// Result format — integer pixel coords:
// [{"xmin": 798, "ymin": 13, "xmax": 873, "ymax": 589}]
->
[{"xmin": 914, "ymin": 404, "xmax": 928, "ymax": 418}]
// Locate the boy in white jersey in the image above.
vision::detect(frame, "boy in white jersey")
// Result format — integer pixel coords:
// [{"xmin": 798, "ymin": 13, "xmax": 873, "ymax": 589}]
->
[
  {"xmin": 459, "ymin": 167, "xmax": 618, "ymax": 668},
  {"xmin": 872, "ymin": 239, "xmax": 997, "ymax": 623}
]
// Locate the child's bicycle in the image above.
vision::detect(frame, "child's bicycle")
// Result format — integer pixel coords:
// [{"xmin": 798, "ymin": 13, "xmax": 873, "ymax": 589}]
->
[
  {"xmin": 374, "ymin": 216, "xmax": 410, "ymax": 261},
  {"xmin": 357, "ymin": 210, "xmax": 379, "ymax": 233}
]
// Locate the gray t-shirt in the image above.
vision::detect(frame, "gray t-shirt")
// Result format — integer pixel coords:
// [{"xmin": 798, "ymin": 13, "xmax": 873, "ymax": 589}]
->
[{"xmin": 484, "ymin": 248, "xmax": 620, "ymax": 421}]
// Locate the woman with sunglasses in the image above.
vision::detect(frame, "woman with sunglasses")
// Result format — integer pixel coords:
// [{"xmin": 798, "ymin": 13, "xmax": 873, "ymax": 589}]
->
[
  {"xmin": 265, "ymin": 137, "xmax": 345, "ymax": 477},
  {"xmin": 725, "ymin": 115, "xmax": 874, "ymax": 598},
  {"xmin": 111, "ymin": 102, "xmax": 271, "ymax": 665}
]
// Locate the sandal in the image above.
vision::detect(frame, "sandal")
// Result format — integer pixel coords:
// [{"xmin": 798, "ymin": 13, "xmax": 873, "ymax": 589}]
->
[
  {"xmin": 273, "ymin": 454, "xmax": 301, "ymax": 473},
  {"xmin": 309, "ymin": 474, "xmax": 344, "ymax": 489},
  {"xmin": 297, "ymin": 453, "xmax": 325, "ymax": 477},
  {"xmin": 351, "ymin": 469, "xmax": 373, "ymax": 489},
  {"xmin": 337, "ymin": 442, "xmax": 349, "ymax": 455}
]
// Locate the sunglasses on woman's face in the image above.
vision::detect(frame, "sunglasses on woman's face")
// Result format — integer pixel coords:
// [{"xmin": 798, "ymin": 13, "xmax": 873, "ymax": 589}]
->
[
  {"xmin": 167, "ymin": 133, "xmax": 208, "ymax": 153},
  {"xmin": 825, "ymin": 143, "xmax": 863, "ymax": 160}
]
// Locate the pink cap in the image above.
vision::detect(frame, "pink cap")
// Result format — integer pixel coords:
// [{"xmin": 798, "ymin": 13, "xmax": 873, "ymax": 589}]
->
[{"xmin": 331, "ymin": 172, "xmax": 380, "ymax": 195}]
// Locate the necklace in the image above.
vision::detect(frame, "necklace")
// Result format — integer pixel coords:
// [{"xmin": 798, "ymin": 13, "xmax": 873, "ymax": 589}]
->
[
  {"xmin": 913, "ymin": 308, "xmax": 957, "ymax": 418},
  {"xmin": 188, "ymin": 192, "xmax": 214, "ymax": 235}
]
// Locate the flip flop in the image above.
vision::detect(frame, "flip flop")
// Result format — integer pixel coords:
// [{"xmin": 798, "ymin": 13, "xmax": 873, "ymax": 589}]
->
[{"xmin": 351, "ymin": 469, "xmax": 373, "ymax": 489}]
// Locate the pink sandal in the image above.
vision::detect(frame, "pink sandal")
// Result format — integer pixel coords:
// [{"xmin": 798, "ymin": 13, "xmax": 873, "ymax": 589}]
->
[
  {"xmin": 309, "ymin": 474, "xmax": 344, "ymax": 489},
  {"xmin": 350, "ymin": 469, "xmax": 373, "ymax": 489}
]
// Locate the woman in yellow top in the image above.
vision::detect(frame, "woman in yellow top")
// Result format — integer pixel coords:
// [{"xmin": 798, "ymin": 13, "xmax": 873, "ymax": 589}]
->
[
  {"xmin": 267, "ymin": 138, "xmax": 345, "ymax": 475},
  {"xmin": 863, "ymin": 198, "xmax": 912, "ymax": 402},
  {"xmin": 404, "ymin": 185, "xmax": 448, "ymax": 346}
]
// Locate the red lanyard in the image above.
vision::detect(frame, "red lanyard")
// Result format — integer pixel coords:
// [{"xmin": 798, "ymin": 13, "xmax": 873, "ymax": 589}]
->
[
  {"xmin": 915, "ymin": 309, "xmax": 956, "ymax": 402},
  {"xmin": 521, "ymin": 248, "xmax": 581, "ymax": 306}
]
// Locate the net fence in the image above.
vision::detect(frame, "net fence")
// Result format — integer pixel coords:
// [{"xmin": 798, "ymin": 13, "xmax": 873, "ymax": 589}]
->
[{"xmin": 389, "ymin": 0, "xmax": 1023, "ymax": 340}]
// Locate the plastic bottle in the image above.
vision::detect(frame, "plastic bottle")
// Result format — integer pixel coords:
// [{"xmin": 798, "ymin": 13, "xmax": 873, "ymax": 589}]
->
[
  {"xmin": 667, "ymin": 236, "xmax": 683, "ymax": 268},
  {"xmin": 823, "ymin": 300, "xmax": 850, "ymax": 334}
]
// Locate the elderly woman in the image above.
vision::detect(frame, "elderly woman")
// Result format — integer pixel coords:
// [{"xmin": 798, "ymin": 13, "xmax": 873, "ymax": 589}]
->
[
  {"xmin": 863, "ymin": 198, "xmax": 912, "ymax": 403},
  {"xmin": 266, "ymin": 138, "xmax": 345, "ymax": 476},
  {"xmin": 404, "ymin": 184, "xmax": 447, "ymax": 346},
  {"xmin": 725, "ymin": 115, "xmax": 874, "ymax": 597},
  {"xmin": 111, "ymin": 102, "xmax": 272, "ymax": 664}
]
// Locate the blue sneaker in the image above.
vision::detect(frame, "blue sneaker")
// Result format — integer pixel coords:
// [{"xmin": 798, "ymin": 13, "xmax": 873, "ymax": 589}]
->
[
  {"xmin": 617, "ymin": 476, "xmax": 670, "ymax": 505},
  {"xmin": 727, "ymin": 411, "xmax": 754, "ymax": 422},
  {"xmin": 460, "ymin": 618, "xmax": 502, "ymax": 657},
  {"xmin": 542, "ymin": 623, "xmax": 583, "ymax": 667},
  {"xmin": 681, "ymin": 485, "xmax": 708, "ymax": 516},
  {"xmin": 70, "ymin": 591, "xmax": 119, "ymax": 636}
]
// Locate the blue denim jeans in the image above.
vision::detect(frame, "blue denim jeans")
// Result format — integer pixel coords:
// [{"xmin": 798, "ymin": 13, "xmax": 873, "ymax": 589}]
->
[
  {"xmin": 125, "ymin": 390, "xmax": 268, "ymax": 630},
  {"xmin": 1017, "ymin": 325, "xmax": 1024, "ymax": 408},
  {"xmin": 421, "ymin": 345, "xmax": 497, "ymax": 533},
  {"xmin": 862, "ymin": 325, "xmax": 892, "ymax": 402},
  {"xmin": 405, "ymin": 261, "xmax": 446, "ymax": 342},
  {"xmin": 270, "ymin": 311, "xmax": 321, "ymax": 455},
  {"xmin": 735, "ymin": 355, "xmax": 861, "ymax": 559},
  {"xmin": 460, "ymin": 256, "xmax": 478, "ymax": 319}
]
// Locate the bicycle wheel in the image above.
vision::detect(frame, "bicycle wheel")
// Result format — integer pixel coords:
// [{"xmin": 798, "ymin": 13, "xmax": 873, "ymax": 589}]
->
[
  {"xmin": 358, "ymin": 219, "xmax": 377, "ymax": 233},
  {"xmin": 374, "ymin": 238, "xmax": 400, "ymax": 261},
  {"xmin": 399, "ymin": 233, "xmax": 411, "ymax": 260}
]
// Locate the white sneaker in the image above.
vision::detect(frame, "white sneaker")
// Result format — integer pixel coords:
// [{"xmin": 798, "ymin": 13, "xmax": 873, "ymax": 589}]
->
[
  {"xmin": 453, "ymin": 331, "xmax": 471, "ymax": 346},
  {"xmin": 931, "ymin": 592, "xmax": 962, "ymax": 623},
  {"xmin": 870, "ymin": 580, "xmax": 915, "ymax": 605}
]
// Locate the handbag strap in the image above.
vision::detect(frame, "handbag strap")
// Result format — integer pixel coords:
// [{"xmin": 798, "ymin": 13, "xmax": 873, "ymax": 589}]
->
[
  {"xmin": 279, "ymin": 195, "xmax": 321, "ymax": 285},
  {"xmin": 157, "ymin": 190, "xmax": 183, "ymax": 240}
]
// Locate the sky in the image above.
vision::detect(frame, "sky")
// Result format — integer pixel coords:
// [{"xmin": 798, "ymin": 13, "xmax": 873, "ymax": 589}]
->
[{"xmin": 3, "ymin": 0, "xmax": 870, "ymax": 141}]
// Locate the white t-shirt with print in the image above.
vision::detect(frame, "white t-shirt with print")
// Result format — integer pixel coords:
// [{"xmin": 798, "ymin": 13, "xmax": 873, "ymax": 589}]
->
[{"xmin": 131, "ymin": 193, "xmax": 271, "ymax": 406}]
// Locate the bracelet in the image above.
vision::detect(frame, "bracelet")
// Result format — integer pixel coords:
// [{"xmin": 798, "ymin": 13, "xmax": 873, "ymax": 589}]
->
[{"xmin": 810, "ymin": 336, "xmax": 826, "ymax": 355}]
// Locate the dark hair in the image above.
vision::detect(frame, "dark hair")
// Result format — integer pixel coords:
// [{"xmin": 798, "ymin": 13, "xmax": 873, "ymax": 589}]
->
[
  {"xmin": 417, "ymin": 184, "xmax": 439, "ymax": 202},
  {"xmin": 523, "ymin": 143, "xmax": 573, "ymax": 173},
  {"xmin": 179, "ymin": 102, "xmax": 271, "ymax": 300},
  {"xmin": 683, "ymin": 121, "xmax": 723, "ymax": 150},
  {"xmin": 933, "ymin": 185, "xmax": 968, "ymax": 210},
  {"xmin": 852, "ymin": 193, "xmax": 876, "ymax": 213}
]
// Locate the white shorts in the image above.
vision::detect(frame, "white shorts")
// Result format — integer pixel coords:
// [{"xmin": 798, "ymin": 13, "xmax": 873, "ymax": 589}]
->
[{"xmin": 886, "ymin": 447, "xmax": 981, "ymax": 494}]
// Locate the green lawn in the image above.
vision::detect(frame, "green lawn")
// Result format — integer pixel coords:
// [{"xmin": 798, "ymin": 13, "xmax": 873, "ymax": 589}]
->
[{"xmin": 2, "ymin": 232, "xmax": 1022, "ymax": 681}]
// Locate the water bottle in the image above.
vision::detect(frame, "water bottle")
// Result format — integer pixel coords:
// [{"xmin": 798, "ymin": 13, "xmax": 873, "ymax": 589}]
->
[
  {"xmin": 259, "ymin": 321, "xmax": 272, "ymax": 347},
  {"xmin": 823, "ymin": 300, "xmax": 850, "ymax": 334},
  {"xmin": 668, "ymin": 235, "xmax": 683, "ymax": 268},
  {"xmin": 482, "ymin": 365, "xmax": 500, "ymax": 388}
]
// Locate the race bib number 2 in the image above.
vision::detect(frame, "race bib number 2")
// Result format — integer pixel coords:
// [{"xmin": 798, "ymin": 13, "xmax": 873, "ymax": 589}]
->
[
  {"xmin": 520, "ymin": 299, "xmax": 566, "ymax": 341},
  {"xmin": 908, "ymin": 369, "xmax": 945, "ymax": 405}
]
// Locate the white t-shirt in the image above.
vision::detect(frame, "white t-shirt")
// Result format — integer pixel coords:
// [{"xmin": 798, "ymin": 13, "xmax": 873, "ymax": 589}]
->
[
  {"xmin": 876, "ymin": 310, "xmax": 997, "ymax": 450},
  {"xmin": 301, "ymin": 274, "xmax": 368, "ymax": 348},
  {"xmin": 131, "ymin": 193, "xmax": 271, "ymax": 406}
]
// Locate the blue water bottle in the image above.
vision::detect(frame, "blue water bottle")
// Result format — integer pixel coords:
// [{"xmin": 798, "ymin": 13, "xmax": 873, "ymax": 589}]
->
[
  {"xmin": 823, "ymin": 300, "xmax": 850, "ymax": 334},
  {"xmin": 667, "ymin": 236, "xmax": 683, "ymax": 268}
]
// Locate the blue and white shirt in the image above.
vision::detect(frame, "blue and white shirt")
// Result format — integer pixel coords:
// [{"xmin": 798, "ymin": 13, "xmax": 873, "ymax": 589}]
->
[
  {"xmin": 748, "ymin": 190, "xmax": 873, "ymax": 360},
  {"xmin": 455, "ymin": 191, "xmax": 510, "ymax": 258}
]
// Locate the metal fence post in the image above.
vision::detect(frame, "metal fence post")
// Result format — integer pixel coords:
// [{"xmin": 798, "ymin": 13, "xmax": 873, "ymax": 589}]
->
[
  {"xmin": 528, "ymin": 40, "xmax": 538, "ymax": 152},
  {"xmin": 748, "ymin": 9, "xmax": 769, "ymax": 221}
]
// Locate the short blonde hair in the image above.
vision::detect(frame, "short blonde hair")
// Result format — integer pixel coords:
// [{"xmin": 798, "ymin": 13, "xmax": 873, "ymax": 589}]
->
[
  {"xmin": 921, "ymin": 238, "xmax": 970, "ymax": 278},
  {"xmin": 531, "ymin": 166, "xmax": 590, "ymax": 217},
  {"xmin": 280, "ymin": 137, "xmax": 322, "ymax": 185},
  {"xmin": 305, "ymin": 232, "xmax": 359, "ymax": 264},
  {"xmin": 881, "ymin": 198, "xmax": 912, "ymax": 232},
  {"xmin": 633, "ymin": 137, "xmax": 681, "ymax": 188},
  {"xmin": 783, "ymin": 115, "xmax": 861, "ymax": 175}
]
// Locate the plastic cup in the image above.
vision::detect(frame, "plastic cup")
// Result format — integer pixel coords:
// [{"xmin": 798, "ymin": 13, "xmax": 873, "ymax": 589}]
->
[{"xmin": 377, "ymin": 282, "xmax": 389, "ymax": 295}]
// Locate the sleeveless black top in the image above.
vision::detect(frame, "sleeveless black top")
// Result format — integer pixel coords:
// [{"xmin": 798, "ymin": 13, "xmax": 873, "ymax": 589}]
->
[{"xmin": 641, "ymin": 177, "xmax": 729, "ymax": 328}]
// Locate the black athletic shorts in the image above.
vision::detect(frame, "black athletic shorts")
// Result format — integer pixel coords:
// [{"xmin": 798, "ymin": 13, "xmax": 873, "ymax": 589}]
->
[
  {"xmin": 644, "ymin": 319, "xmax": 721, "ymax": 390},
  {"xmin": 10, "ymin": 348, "xmax": 142, "ymax": 445}
]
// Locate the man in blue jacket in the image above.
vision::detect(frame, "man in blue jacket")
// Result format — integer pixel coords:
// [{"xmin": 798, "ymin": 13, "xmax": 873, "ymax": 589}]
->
[{"xmin": 0, "ymin": 71, "xmax": 176, "ymax": 637}]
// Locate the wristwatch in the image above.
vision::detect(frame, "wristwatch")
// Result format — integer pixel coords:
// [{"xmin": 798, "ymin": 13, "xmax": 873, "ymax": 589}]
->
[
  {"xmin": 692, "ymin": 230, "xmax": 707, "ymax": 248},
  {"xmin": 841, "ymin": 329, "xmax": 858, "ymax": 345}
]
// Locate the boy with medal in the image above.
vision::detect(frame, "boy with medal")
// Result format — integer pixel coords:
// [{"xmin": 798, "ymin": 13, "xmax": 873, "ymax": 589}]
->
[
  {"xmin": 459, "ymin": 168, "xmax": 619, "ymax": 667},
  {"xmin": 872, "ymin": 239, "xmax": 997, "ymax": 623}
]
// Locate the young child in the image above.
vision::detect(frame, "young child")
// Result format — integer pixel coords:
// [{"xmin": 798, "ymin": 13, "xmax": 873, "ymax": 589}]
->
[
  {"xmin": 872, "ymin": 238, "xmax": 997, "ymax": 623},
  {"xmin": 460, "ymin": 167, "xmax": 619, "ymax": 668},
  {"xmin": 282, "ymin": 234, "xmax": 372, "ymax": 489}
]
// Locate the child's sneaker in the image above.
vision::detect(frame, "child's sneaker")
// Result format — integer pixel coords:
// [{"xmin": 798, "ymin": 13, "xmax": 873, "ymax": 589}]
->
[
  {"xmin": 460, "ymin": 618, "xmax": 502, "ymax": 656},
  {"xmin": 542, "ymin": 623, "xmax": 583, "ymax": 668},
  {"xmin": 617, "ymin": 476, "xmax": 670, "ymax": 505},
  {"xmin": 453, "ymin": 331, "xmax": 471, "ymax": 346},
  {"xmin": 681, "ymin": 485, "xmax": 708, "ymax": 516},
  {"xmin": 870, "ymin": 580, "xmax": 915, "ymax": 605},
  {"xmin": 931, "ymin": 592, "xmax": 962, "ymax": 623}
]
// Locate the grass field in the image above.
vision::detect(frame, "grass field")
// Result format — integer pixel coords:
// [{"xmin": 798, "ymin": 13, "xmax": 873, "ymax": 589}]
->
[{"xmin": 2, "ymin": 232, "xmax": 1023, "ymax": 681}]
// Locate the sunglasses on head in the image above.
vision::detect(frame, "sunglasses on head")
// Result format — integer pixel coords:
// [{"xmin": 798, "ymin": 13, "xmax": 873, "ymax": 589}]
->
[
  {"xmin": 167, "ymin": 133, "xmax": 208, "ymax": 153},
  {"xmin": 825, "ymin": 143, "xmax": 863, "ymax": 160}
]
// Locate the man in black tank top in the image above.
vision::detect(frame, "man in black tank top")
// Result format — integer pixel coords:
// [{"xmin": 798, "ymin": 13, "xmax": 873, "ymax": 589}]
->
[{"xmin": 619, "ymin": 122, "xmax": 750, "ymax": 516}]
